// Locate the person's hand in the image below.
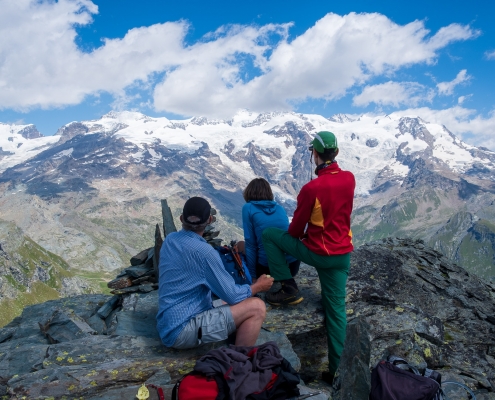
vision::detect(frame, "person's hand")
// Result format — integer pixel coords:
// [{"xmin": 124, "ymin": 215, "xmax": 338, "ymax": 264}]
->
[{"xmin": 251, "ymin": 274, "xmax": 274, "ymax": 295}]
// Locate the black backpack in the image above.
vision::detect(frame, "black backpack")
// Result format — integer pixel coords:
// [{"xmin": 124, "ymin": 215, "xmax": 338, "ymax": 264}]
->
[{"xmin": 370, "ymin": 355, "xmax": 476, "ymax": 400}]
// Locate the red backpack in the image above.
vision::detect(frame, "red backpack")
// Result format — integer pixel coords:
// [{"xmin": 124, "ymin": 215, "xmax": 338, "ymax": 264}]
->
[{"xmin": 172, "ymin": 372, "xmax": 222, "ymax": 400}]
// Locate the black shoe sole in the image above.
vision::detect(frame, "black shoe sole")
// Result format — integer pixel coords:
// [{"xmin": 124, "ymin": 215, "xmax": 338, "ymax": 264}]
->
[{"xmin": 266, "ymin": 296, "xmax": 304, "ymax": 306}]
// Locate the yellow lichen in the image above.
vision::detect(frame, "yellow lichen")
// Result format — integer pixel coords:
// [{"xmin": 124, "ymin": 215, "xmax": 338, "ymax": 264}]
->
[
  {"xmin": 395, "ymin": 306, "xmax": 404, "ymax": 312},
  {"xmin": 346, "ymin": 309, "xmax": 354, "ymax": 315},
  {"xmin": 396, "ymin": 340, "xmax": 403, "ymax": 345},
  {"xmin": 86, "ymin": 370, "xmax": 97, "ymax": 377},
  {"xmin": 424, "ymin": 348, "xmax": 432, "ymax": 358},
  {"xmin": 68, "ymin": 384, "xmax": 77, "ymax": 391},
  {"xmin": 56, "ymin": 356, "xmax": 65, "ymax": 362},
  {"xmin": 67, "ymin": 357, "xmax": 74, "ymax": 363},
  {"xmin": 90, "ymin": 380, "xmax": 97, "ymax": 387}
]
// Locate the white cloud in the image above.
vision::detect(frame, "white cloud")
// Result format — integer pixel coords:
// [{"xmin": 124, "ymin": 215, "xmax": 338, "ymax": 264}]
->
[
  {"xmin": 0, "ymin": 0, "xmax": 189, "ymax": 110},
  {"xmin": 0, "ymin": 2, "xmax": 480, "ymax": 117},
  {"xmin": 352, "ymin": 81, "xmax": 434, "ymax": 107},
  {"xmin": 457, "ymin": 94, "xmax": 472, "ymax": 105},
  {"xmin": 390, "ymin": 106, "xmax": 495, "ymax": 150},
  {"xmin": 485, "ymin": 50, "xmax": 495, "ymax": 60},
  {"xmin": 436, "ymin": 69, "xmax": 471, "ymax": 95}
]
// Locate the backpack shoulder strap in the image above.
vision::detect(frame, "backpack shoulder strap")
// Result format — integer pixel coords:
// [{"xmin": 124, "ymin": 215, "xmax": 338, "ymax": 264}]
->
[
  {"xmin": 442, "ymin": 381, "xmax": 477, "ymax": 400},
  {"xmin": 386, "ymin": 355, "xmax": 420, "ymax": 375},
  {"xmin": 172, "ymin": 374, "xmax": 186, "ymax": 400}
]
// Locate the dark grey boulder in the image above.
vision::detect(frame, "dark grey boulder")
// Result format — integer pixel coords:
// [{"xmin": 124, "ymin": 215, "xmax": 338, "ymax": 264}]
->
[
  {"xmin": 39, "ymin": 309, "xmax": 96, "ymax": 343},
  {"xmin": 332, "ymin": 317, "xmax": 371, "ymax": 400},
  {"xmin": 130, "ymin": 247, "xmax": 151, "ymax": 266}
]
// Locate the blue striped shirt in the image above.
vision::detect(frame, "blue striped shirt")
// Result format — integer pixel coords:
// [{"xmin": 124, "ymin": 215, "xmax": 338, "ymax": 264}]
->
[{"xmin": 156, "ymin": 229, "xmax": 252, "ymax": 347}]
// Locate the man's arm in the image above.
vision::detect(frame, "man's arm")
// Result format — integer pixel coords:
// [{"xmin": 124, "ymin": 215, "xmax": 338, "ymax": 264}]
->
[
  {"xmin": 288, "ymin": 185, "xmax": 315, "ymax": 238},
  {"xmin": 250, "ymin": 274, "xmax": 274, "ymax": 295},
  {"xmin": 203, "ymin": 248, "xmax": 254, "ymax": 304}
]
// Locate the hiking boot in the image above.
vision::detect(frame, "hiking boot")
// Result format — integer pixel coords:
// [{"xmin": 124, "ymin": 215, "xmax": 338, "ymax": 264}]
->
[{"xmin": 265, "ymin": 282, "xmax": 303, "ymax": 306}]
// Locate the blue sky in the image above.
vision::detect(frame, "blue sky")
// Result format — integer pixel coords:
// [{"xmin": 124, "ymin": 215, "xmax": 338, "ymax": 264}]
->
[{"xmin": 0, "ymin": 0, "xmax": 494, "ymax": 147}]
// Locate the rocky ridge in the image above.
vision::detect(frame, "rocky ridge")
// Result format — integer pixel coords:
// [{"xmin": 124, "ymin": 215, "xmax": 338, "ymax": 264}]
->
[
  {"xmin": 0, "ymin": 238, "xmax": 493, "ymax": 399},
  {"xmin": 0, "ymin": 219, "xmax": 96, "ymax": 327}
]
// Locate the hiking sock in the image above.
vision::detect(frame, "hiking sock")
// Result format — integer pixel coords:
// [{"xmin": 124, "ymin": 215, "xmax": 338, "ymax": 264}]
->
[{"xmin": 282, "ymin": 278, "xmax": 298, "ymax": 290}]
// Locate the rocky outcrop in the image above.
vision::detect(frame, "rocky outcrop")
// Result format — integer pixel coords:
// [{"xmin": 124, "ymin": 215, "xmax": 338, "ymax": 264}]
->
[
  {"xmin": 0, "ymin": 219, "xmax": 97, "ymax": 327},
  {"xmin": 0, "ymin": 237, "xmax": 493, "ymax": 399},
  {"xmin": 17, "ymin": 125, "xmax": 42, "ymax": 140}
]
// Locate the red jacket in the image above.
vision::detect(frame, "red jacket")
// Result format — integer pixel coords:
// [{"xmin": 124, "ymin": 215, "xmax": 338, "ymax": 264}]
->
[{"xmin": 288, "ymin": 162, "xmax": 355, "ymax": 255}]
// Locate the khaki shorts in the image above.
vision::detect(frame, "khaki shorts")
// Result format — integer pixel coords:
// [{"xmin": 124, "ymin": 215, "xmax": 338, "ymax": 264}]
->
[{"xmin": 172, "ymin": 301, "xmax": 236, "ymax": 349}]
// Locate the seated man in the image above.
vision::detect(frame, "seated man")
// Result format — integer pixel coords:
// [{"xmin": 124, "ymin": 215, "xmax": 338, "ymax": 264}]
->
[{"xmin": 156, "ymin": 196, "xmax": 274, "ymax": 349}]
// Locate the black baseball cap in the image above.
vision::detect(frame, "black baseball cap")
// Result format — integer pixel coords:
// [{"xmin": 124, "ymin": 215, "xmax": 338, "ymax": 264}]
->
[{"xmin": 182, "ymin": 197, "xmax": 211, "ymax": 225}]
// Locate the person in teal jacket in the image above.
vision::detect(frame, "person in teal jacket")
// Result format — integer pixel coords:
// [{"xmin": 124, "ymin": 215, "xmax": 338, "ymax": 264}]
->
[{"xmin": 241, "ymin": 178, "xmax": 300, "ymax": 279}]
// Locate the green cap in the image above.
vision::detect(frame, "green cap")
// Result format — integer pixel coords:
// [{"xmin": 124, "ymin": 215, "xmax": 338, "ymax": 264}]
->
[{"xmin": 310, "ymin": 131, "xmax": 338, "ymax": 153}]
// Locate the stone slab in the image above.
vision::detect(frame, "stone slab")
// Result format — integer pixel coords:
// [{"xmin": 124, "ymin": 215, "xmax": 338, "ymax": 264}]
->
[{"xmin": 39, "ymin": 309, "xmax": 96, "ymax": 344}]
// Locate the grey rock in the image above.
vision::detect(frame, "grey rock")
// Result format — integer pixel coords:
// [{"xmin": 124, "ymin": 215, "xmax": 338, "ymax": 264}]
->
[
  {"xmin": 96, "ymin": 294, "xmax": 121, "ymax": 319},
  {"xmin": 86, "ymin": 313, "xmax": 107, "ymax": 335},
  {"xmin": 130, "ymin": 247, "xmax": 151, "ymax": 266},
  {"xmin": 124, "ymin": 264, "xmax": 153, "ymax": 278},
  {"xmin": 256, "ymin": 329, "xmax": 301, "ymax": 372},
  {"xmin": 332, "ymin": 317, "xmax": 371, "ymax": 400},
  {"xmin": 39, "ymin": 309, "xmax": 96, "ymax": 344},
  {"xmin": 145, "ymin": 369, "xmax": 171, "ymax": 386},
  {"xmin": 297, "ymin": 385, "xmax": 330, "ymax": 400},
  {"xmin": 0, "ymin": 342, "xmax": 48, "ymax": 379},
  {"xmin": 0, "ymin": 327, "xmax": 15, "ymax": 343},
  {"xmin": 10, "ymin": 294, "xmax": 109, "ymax": 341},
  {"xmin": 112, "ymin": 310, "xmax": 160, "ymax": 339},
  {"xmin": 110, "ymin": 283, "xmax": 155, "ymax": 294}
]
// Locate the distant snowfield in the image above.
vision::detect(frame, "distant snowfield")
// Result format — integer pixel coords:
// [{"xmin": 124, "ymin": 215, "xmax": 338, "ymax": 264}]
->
[
  {"xmin": 0, "ymin": 122, "xmax": 59, "ymax": 172},
  {"xmin": 0, "ymin": 110, "xmax": 492, "ymax": 196}
]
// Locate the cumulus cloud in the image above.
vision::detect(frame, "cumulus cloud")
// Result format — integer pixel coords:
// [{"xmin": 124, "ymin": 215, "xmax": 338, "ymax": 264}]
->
[
  {"xmin": 0, "ymin": 1, "xmax": 480, "ymax": 117},
  {"xmin": 485, "ymin": 50, "xmax": 495, "ymax": 60},
  {"xmin": 391, "ymin": 106, "xmax": 495, "ymax": 150},
  {"xmin": 457, "ymin": 94, "xmax": 472, "ymax": 105},
  {"xmin": 352, "ymin": 81, "xmax": 434, "ymax": 107},
  {"xmin": 436, "ymin": 69, "xmax": 471, "ymax": 95},
  {"xmin": 0, "ymin": 0, "xmax": 188, "ymax": 110}
]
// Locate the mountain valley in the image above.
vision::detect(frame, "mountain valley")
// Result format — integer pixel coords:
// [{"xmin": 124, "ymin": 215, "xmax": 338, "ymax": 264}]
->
[{"xmin": 0, "ymin": 110, "xmax": 494, "ymax": 325}]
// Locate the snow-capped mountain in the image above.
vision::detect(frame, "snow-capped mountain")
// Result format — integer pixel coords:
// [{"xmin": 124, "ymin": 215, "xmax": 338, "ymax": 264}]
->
[
  {"xmin": 0, "ymin": 123, "xmax": 58, "ymax": 172},
  {"xmin": 0, "ymin": 111, "xmax": 494, "ymax": 278}
]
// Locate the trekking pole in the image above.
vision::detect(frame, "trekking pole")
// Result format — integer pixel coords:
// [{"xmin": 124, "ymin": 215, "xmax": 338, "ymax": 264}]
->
[{"xmin": 229, "ymin": 241, "xmax": 246, "ymax": 280}]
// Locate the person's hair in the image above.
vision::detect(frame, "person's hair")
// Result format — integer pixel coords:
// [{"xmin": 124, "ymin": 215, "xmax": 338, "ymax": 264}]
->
[
  {"xmin": 182, "ymin": 219, "xmax": 209, "ymax": 232},
  {"xmin": 243, "ymin": 178, "xmax": 274, "ymax": 202},
  {"xmin": 316, "ymin": 148, "xmax": 338, "ymax": 163}
]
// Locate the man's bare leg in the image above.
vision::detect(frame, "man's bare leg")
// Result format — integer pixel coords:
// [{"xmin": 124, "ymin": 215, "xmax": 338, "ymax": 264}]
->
[{"xmin": 229, "ymin": 297, "xmax": 266, "ymax": 346}]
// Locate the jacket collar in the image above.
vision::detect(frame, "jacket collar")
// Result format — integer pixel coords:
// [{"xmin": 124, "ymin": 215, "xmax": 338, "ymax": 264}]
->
[{"xmin": 316, "ymin": 161, "xmax": 340, "ymax": 176}]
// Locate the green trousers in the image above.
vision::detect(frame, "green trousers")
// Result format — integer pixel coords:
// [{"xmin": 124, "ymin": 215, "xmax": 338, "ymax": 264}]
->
[{"xmin": 262, "ymin": 227, "xmax": 350, "ymax": 375}]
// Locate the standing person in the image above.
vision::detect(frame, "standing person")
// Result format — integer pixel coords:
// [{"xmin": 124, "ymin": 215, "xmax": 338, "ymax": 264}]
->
[
  {"xmin": 241, "ymin": 178, "xmax": 301, "ymax": 280},
  {"xmin": 156, "ymin": 196, "xmax": 274, "ymax": 350},
  {"xmin": 262, "ymin": 131, "xmax": 355, "ymax": 384}
]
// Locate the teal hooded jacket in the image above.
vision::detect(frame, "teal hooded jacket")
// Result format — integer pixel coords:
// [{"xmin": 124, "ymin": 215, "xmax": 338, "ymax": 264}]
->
[{"xmin": 242, "ymin": 200, "xmax": 296, "ymax": 277}]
